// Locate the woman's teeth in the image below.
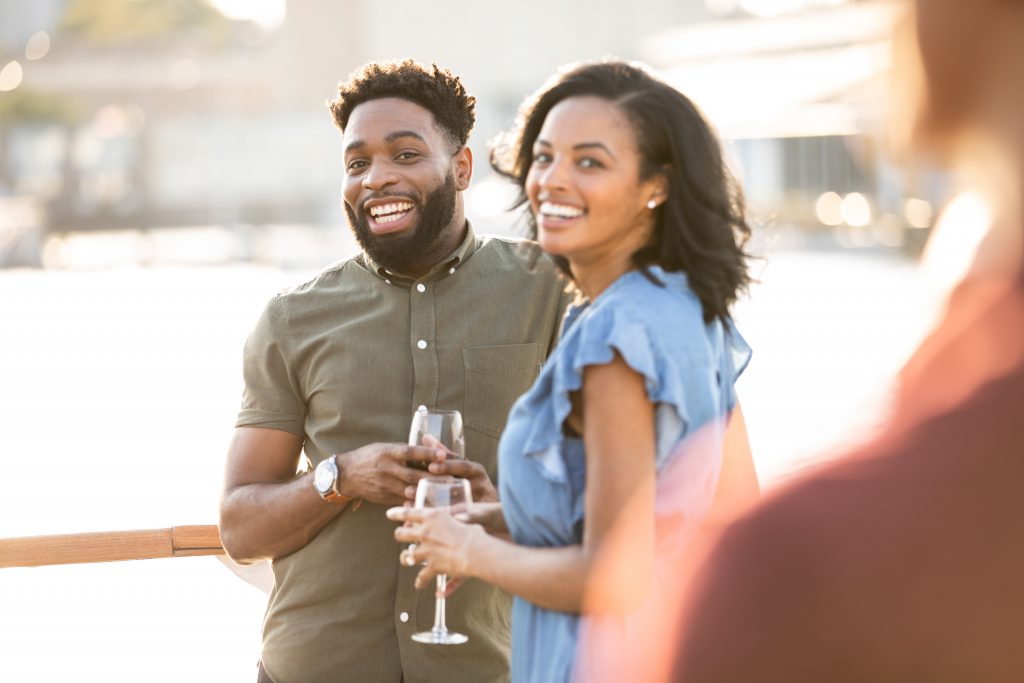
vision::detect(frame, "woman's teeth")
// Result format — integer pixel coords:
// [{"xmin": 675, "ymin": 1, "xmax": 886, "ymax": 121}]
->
[{"xmin": 540, "ymin": 202, "xmax": 584, "ymax": 218}]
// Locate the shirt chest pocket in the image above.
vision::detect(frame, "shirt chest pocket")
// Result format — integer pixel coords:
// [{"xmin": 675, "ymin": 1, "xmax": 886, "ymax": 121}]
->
[{"xmin": 463, "ymin": 343, "xmax": 542, "ymax": 440}]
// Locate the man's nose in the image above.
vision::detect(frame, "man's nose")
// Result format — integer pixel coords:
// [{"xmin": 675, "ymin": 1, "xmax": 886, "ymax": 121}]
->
[{"xmin": 362, "ymin": 162, "xmax": 399, "ymax": 191}]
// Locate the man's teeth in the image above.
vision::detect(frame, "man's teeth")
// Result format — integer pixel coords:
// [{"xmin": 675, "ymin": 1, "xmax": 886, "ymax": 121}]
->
[
  {"xmin": 369, "ymin": 202, "xmax": 414, "ymax": 222},
  {"xmin": 540, "ymin": 202, "xmax": 584, "ymax": 218}
]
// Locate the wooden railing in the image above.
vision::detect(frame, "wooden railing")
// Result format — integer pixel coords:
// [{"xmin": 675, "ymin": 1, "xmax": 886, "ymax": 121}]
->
[{"xmin": 0, "ymin": 524, "xmax": 223, "ymax": 569}]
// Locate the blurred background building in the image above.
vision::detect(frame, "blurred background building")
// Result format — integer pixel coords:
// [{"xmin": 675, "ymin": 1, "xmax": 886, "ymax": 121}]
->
[{"xmin": 0, "ymin": 0, "xmax": 947, "ymax": 267}]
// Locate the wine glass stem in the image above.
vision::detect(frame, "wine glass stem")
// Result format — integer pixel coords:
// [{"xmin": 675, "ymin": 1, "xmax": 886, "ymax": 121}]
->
[{"xmin": 433, "ymin": 574, "xmax": 448, "ymax": 634}]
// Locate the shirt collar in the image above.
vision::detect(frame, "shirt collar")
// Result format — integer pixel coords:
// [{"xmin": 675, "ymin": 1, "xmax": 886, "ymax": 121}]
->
[{"xmin": 366, "ymin": 220, "xmax": 479, "ymax": 284}]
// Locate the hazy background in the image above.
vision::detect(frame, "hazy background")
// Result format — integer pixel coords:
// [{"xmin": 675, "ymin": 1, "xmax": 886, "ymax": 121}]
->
[{"xmin": 0, "ymin": 0, "xmax": 986, "ymax": 680}]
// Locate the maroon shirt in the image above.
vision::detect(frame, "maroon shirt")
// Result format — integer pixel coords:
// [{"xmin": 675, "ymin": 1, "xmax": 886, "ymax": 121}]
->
[{"xmin": 672, "ymin": 271, "xmax": 1024, "ymax": 682}]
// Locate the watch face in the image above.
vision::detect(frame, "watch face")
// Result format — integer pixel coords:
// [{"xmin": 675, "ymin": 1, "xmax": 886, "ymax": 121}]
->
[{"xmin": 314, "ymin": 458, "xmax": 337, "ymax": 495}]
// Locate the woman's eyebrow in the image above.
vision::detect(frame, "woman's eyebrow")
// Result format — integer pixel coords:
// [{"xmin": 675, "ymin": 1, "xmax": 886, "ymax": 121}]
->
[{"xmin": 534, "ymin": 139, "xmax": 615, "ymax": 159}]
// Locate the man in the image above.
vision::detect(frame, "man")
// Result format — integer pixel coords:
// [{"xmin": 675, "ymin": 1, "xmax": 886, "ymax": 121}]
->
[
  {"xmin": 218, "ymin": 60, "xmax": 569, "ymax": 683},
  {"xmin": 666, "ymin": 1, "xmax": 1024, "ymax": 681}
]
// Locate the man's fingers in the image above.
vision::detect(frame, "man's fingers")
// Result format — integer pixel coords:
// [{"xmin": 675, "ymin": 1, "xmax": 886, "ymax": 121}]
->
[
  {"xmin": 443, "ymin": 577, "xmax": 465, "ymax": 597},
  {"xmin": 420, "ymin": 434, "xmax": 442, "ymax": 450},
  {"xmin": 405, "ymin": 445, "xmax": 446, "ymax": 465},
  {"xmin": 428, "ymin": 458, "xmax": 484, "ymax": 477}
]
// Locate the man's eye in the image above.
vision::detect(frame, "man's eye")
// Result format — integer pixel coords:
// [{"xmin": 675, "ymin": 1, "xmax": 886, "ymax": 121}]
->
[
  {"xmin": 397, "ymin": 151, "xmax": 419, "ymax": 161},
  {"xmin": 347, "ymin": 160, "xmax": 368, "ymax": 173}
]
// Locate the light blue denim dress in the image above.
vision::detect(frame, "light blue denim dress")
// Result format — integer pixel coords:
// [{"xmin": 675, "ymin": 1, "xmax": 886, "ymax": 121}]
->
[{"xmin": 497, "ymin": 267, "xmax": 751, "ymax": 683}]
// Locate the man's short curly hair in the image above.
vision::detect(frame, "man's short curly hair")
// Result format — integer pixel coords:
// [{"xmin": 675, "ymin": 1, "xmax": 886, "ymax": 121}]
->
[{"xmin": 328, "ymin": 59, "xmax": 476, "ymax": 149}]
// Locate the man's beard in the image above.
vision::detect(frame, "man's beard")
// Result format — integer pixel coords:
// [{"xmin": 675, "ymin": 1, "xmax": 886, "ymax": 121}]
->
[{"xmin": 346, "ymin": 172, "xmax": 458, "ymax": 275}]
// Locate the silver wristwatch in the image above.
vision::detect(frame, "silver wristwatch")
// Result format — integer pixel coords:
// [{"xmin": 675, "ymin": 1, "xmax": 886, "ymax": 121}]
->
[{"xmin": 313, "ymin": 456, "xmax": 345, "ymax": 504}]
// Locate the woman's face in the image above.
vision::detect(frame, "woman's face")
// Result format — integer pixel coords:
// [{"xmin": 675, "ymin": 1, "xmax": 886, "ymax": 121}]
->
[{"xmin": 525, "ymin": 96, "xmax": 664, "ymax": 269}]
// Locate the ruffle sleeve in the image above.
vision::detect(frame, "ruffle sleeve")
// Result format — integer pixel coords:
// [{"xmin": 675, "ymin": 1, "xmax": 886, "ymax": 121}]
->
[
  {"xmin": 720, "ymin": 317, "xmax": 752, "ymax": 414},
  {"xmin": 516, "ymin": 298, "xmax": 707, "ymax": 474}
]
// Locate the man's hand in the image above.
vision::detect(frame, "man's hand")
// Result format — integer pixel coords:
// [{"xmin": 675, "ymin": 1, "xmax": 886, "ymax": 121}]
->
[
  {"xmin": 402, "ymin": 457, "xmax": 499, "ymax": 504},
  {"xmin": 336, "ymin": 443, "xmax": 445, "ymax": 506}
]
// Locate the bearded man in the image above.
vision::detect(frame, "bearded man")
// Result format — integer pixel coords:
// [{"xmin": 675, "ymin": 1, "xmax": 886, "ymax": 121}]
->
[{"xmin": 218, "ymin": 60, "xmax": 569, "ymax": 683}]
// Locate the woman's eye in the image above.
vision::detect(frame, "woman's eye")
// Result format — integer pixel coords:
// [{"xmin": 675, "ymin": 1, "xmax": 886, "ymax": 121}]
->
[
  {"xmin": 579, "ymin": 157, "xmax": 604, "ymax": 169},
  {"xmin": 531, "ymin": 152, "xmax": 552, "ymax": 165}
]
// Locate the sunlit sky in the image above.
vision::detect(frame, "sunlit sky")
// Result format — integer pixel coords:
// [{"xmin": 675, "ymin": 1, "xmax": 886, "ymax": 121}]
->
[
  {"xmin": 208, "ymin": 0, "xmax": 286, "ymax": 29},
  {"xmin": 203, "ymin": 0, "xmax": 847, "ymax": 30}
]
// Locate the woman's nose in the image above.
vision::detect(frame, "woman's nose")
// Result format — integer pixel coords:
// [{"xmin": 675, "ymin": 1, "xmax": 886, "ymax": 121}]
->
[{"xmin": 537, "ymin": 159, "xmax": 568, "ymax": 192}]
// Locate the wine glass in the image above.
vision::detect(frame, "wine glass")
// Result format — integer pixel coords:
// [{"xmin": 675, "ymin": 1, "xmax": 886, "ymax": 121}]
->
[
  {"xmin": 404, "ymin": 408, "xmax": 464, "ymax": 555},
  {"xmin": 410, "ymin": 476, "xmax": 472, "ymax": 645},
  {"xmin": 408, "ymin": 407, "xmax": 465, "ymax": 463}
]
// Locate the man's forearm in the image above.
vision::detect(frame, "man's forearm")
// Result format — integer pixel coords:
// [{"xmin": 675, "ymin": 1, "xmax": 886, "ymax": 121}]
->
[{"xmin": 219, "ymin": 474, "xmax": 350, "ymax": 563}]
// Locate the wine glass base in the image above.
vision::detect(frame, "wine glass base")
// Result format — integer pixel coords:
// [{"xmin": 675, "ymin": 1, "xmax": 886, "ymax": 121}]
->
[{"xmin": 412, "ymin": 630, "xmax": 469, "ymax": 645}]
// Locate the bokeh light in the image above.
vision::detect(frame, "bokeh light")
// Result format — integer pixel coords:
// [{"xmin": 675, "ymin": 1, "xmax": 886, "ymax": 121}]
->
[
  {"xmin": 0, "ymin": 60, "xmax": 24, "ymax": 91},
  {"xmin": 840, "ymin": 192, "xmax": 872, "ymax": 227},
  {"xmin": 815, "ymin": 191, "xmax": 844, "ymax": 226},
  {"xmin": 904, "ymin": 197, "xmax": 934, "ymax": 229},
  {"xmin": 25, "ymin": 30, "xmax": 51, "ymax": 61}
]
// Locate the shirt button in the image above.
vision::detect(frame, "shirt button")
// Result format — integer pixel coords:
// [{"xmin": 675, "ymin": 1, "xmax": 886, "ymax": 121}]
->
[
  {"xmin": 416, "ymin": 283, "xmax": 426, "ymax": 293},
  {"xmin": 399, "ymin": 611, "xmax": 409, "ymax": 623},
  {"xmin": 417, "ymin": 340, "xmax": 427, "ymax": 350}
]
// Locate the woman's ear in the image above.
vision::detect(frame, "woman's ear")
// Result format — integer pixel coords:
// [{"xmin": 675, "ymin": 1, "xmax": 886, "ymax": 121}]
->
[{"xmin": 647, "ymin": 171, "xmax": 670, "ymax": 209}]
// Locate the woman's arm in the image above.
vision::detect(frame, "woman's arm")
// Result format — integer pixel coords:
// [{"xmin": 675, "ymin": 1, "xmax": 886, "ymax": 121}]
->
[{"xmin": 393, "ymin": 352, "xmax": 656, "ymax": 614}]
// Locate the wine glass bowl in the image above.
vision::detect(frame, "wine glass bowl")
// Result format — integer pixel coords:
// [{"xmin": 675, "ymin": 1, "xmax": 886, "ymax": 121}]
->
[{"xmin": 408, "ymin": 408, "xmax": 465, "ymax": 464}]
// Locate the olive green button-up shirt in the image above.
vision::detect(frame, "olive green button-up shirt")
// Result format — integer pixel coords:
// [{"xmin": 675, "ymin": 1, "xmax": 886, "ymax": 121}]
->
[{"xmin": 237, "ymin": 224, "xmax": 570, "ymax": 683}]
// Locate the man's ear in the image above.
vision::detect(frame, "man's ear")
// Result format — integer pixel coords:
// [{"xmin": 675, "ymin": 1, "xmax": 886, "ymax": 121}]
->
[{"xmin": 454, "ymin": 146, "xmax": 473, "ymax": 191}]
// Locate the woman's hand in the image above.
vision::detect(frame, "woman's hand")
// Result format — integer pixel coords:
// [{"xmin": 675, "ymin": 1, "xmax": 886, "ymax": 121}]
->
[
  {"xmin": 454, "ymin": 502, "xmax": 510, "ymax": 540},
  {"xmin": 387, "ymin": 506, "xmax": 488, "ymax": 590}
]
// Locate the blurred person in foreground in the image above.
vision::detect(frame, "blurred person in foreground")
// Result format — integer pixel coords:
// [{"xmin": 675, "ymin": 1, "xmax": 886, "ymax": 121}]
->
[
  {"xmin": 388, "ymin": 60, "xmax": 758, "ymax": 683},
  {"xmin": 217, "ymin": 60, "xmax": 570, "ymax": 683},
  {"xmin": 659, "ymin": 0, "xmax": 1024, "ymax": 681}
]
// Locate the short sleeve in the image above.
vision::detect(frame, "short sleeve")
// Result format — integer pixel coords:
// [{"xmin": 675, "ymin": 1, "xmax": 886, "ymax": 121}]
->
[
  {"xmin": 235, "ymin": 296, "xmax": 306, "ymax": 435},
  {"xmin": 720, "ymin": 318, "xmax": 752, "ymax": 414},
  {"xmin": 516, "ymin": 301, "xmax": 705, "ymax": 463}
]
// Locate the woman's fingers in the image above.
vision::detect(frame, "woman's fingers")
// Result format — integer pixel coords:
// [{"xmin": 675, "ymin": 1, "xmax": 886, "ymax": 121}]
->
[
  {"xmin": 443, "ymin": 576, "xmax": 466, "ymax": 597},
  {"xmin": 386, "ymin": 506, "xmax": 426, "ymax": 523},
  {"xmin": 394, "ymin": 524, "xmax": 420, "ymax": 543}
]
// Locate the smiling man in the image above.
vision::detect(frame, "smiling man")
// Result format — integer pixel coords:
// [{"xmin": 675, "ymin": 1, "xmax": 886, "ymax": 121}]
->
[{"xmin": 218, "ymin": 60, "xmax": 569, "ymax": 683}]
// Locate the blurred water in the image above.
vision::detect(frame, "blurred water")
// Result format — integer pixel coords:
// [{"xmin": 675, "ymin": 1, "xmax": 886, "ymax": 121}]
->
[{"xmin": 0, "ymin": 232, "xmax": 942, "ymax": 681}]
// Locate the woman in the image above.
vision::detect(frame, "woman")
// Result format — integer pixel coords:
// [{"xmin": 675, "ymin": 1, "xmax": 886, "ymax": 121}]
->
[{"xmin": 388, "ymin": 60, "xmax": 755, "ymax": 682}]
